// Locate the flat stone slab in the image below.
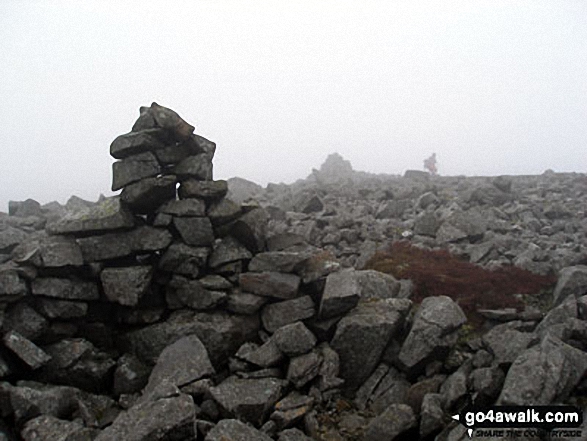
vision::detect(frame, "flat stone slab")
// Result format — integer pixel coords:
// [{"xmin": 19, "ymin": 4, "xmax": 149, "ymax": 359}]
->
[
  {"xmin": 31, "ymin": 277, "xmax": 100, "ymax": 301},
  {"xmin": 3, "ymin": 331, "xmax": 51, "ymax": 369},
  {"xmin": 239, "ymin": 272, "xmax": 301, "ymax": 300},
  {"xmin": 205, "ymin": 419, "xmax": 273, "ymax": 441},
  {"xmin": 46, "ymin": 198, "xmax": 135, "ymax": 236}
]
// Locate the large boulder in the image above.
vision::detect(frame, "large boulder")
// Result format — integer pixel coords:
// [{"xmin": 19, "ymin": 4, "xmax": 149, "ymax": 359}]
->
[
  {"xmin": 398, "ymin": 296, "xmax": 467, "ymax": 374},
  {"xmin": 46, "ymin": 198, "xmax": 135, "ymax": 236},
  {"xmin": 143, "ymin": 335, "xmax": 215, "ymax": 396},
  {"xmin": 210, "ymin": 377, "xmax": 286, "ymax": 426},
  {"xmin": 330, "ymin": 299, "xmax": 408, "ymax": 391},
  {"xmin": 552, "ymin": 265, "xmax": 587, "ymax": 305},
  {"xmin": 498, "ymin": 335, "xmax": 587, "ymax": 405},
  {"xmin": 94, "ymin": 394, "xmax": 196, "ymax": 441}
]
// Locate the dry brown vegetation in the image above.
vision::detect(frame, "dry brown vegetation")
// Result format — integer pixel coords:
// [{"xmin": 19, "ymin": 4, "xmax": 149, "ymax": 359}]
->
[{"xmin": 365, "ymin": 241, "xmax": 557, "ymax": 327}]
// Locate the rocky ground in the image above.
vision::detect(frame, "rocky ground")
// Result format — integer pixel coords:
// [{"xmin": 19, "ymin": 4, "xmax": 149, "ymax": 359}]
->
[{"xmin": 0, "ymin": 105, "xmax": 586, "ymax": 440}]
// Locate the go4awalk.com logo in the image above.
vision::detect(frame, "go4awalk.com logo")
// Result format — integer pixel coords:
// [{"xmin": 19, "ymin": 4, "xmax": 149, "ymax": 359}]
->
[{"xmin": 452, "ymin": 405, "xmax": 583, "ymax": 438}]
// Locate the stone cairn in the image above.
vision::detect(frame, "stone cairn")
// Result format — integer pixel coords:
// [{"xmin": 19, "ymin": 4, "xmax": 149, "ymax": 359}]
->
[{"xmin": 0, "ymin": 103, "xmax": 586, "ymax": 440}]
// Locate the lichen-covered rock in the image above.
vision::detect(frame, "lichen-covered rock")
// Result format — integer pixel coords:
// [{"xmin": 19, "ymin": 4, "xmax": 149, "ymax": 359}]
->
[
  {"xmin": 239, "ymin": 272, "xmax": 301, "ymax": 300},
  {"xmin": 21, "ymin": 415, "xmax": 95, "ymax": 441},
  {"xmin": 552, "ymin": 265, "xmax": 587, "ymax": 305},
  {"xmin": 46, "ymin": 197, "xmax": 135, "ymax": 236},
  {"xmin": 363, "ymin": 403, "xmax": 417, "ymax": 441},
  {"xmin": 319, "ymin": 270, "xmax": 361, "ymax": 318}
]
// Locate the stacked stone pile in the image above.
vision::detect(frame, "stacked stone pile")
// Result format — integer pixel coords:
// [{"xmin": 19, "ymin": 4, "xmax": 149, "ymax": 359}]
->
[{"xmin": 0, "ymin": 105, "xmax": 586, "ymax": 440}]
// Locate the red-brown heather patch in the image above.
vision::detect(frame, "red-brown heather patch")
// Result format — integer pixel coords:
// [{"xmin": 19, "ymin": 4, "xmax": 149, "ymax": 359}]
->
[{"xmin": 364, "ymin": 241, "xmax": 557, "ymax": 327}]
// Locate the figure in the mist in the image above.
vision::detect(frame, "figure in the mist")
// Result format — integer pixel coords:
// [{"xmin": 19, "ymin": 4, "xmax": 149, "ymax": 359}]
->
[{"xmin": 424, "ymin": 153, "xmax": 438, "ymax": 175}]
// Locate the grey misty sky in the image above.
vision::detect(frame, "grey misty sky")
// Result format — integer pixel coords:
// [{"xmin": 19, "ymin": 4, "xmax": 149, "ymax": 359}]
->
[{"xmin": 0, "ymin": 1, "xmax": 586, "ymax": 210}]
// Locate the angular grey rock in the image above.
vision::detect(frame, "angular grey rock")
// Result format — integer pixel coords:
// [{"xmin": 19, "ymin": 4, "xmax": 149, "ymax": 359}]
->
[
  {"xmin": 132, "ymin": 102, "xmax": 195, "ymax": 141},
  {"xmin": 35, "ymin": 298, "xmax": 88, "ymax": 319},
  {"xmin": 113, "ymin": 354, "xmax": 150, "ymax": 396},
  {"xmin": 109, "ymin": 129, "xmax": 165, "ymax": 159},
  {"xmin": 158, "ymin": 198, "xmax": 206, "ymax": 217},
  {"xmin": 0, "ymin": 381, "xmax": 79, "ymax": 423},
  {"xmin": 330, "ymin": 299, "xmax": 405, "ymax": 391},
  {"xmin": 355, "ymin": 269, "xmax": 402, "ymax": 300},
  {"xmin": 236, "ymin": 340, "xmax": 284, "ymax": 368},
  {"xmin": 0, "ymin": 270, "xmax": 28, "ymax": 302},
  {"xmin": 120, "ymin": 175, "xmax": 177, "ymax": 214},
  {"xmin": 248, "ymin": 251, "xmax": 313, "ymax": 273},
  {"xmin": 199, "ymin": 275, "xmax": 233, "ymax": 291},
  {"xmin": 173, "ymin": 154, "xmax": 213, "ymax": 180},
  {"xmin": 36, "ymin": 338, "xmax": 115, "ymax": 392},
  {"xmin": 205, "ymin": 419, "xmax": 273, "ymax": 441},
  {"xmin": 272, "ymin": 322, "xmax": 317, "ymax": 356},
  {"xmin": 534, "ymin": 296, "xmax": 578, "ymax": 340},
  {"xmin": 277, "ymin": 427, "xmax": 313, "ymax": 441},
  {"xmin": 437, "ymin": 212, "xmax": 487, "ymax": 243},
  {"xmin": 31, "ymin": 277, "xmax": 100, "ymax": 301},
  {"xmin": 471, "ymin": 366, "xmax": 505, "ymax": 402},
  {"xmin": 211, "ymin": 376, "xmax": 286, "ymax": 426},
  {"xmin": 143, "ymin": 334, "xmax": 215, "ymax": 396},
  {"xmin": 296, "ymin": 194, "xmax": 323, "ymax": 214},
  {"xmin": 416, "ymin": 191, "xmax": 440, "ymax": 209},
  {"xmin": 261, "ymin": 296, "xmax": 316, "ymax": 333},
  {"xmin": 8, "ymin": 198, "xmax": 43, "ymax": 217},
  {"xmin": 482, "ymin": 323, "xmax": 538, "ymax": 366},
  {"xmin": 266, "ymin": 233, "xmax": 306, "ymax": 252},
  {"xmin": 178, "ymin": 179, "xmax": 228, "ymax": 201},
  {"xmin": 398, "ymin": 296, "xmax": 467, "ymax": 373},
  {"xmin": 319, "ymin": 270, "xmax": 361, "ymax": 319},
  {"xmin": 2, "ymin": 303, "xmax": 49, "ymax": 341},
  {"xmin": 207, "ymin": 198, "xmax": 242, "ymax": 226},
  {"xmin": 287, "ymin": 350, "xmax": 322, "ymax": 388},
  {"xmin": 368, "ymin": 368, "xmax": 411, "ymax": 415},
  {"xmin": 226, "ymin": 290, "xmax": 268, "ymax": 315},
  {"xmin": 0, "ymin": 227, "xmax": 29, "ymax": 252},
  {"xmin": 2, "ymin": 331, "xmax": 51, "ymax": 369},
  {"xmin": 172, "ymin": 278, "xmax": 227, "ymax": 310},
  {"xmin": 119, "ymin": 309, "xmax": 260, "ymax": 367},
  {"xmin": 414, "ymin": 211, "xmax": 441, "ymax": 237},
  {"xmin": 468, "ymin": 184, "xmax": 511, "ymax": 206},
  {"xmin": 228, "ymin": 207, "xmax": 269, "ymax": 253},
  {"xmin": 111, "ymin": 152, "xmax": 160, "ymax": 191},
  {"xmin": 94, "ymin": 394, "xmax": 196, "ymax": 441},
  {"xmin": 173, "ymin": 216, "xmax": 214, "ymax": 246},
  {"xmin": 419, "ymin": 393, "xmax": 445, "ymax": 438},
  {"xmin": 209, "ymin": 236, "xmax": 252, "ymax": 268},
  {"xmin": 77, "ymin": 226, "xmax": 172, "ymax": 262},
  {"xmin": 46, "ymin": 197, "xmax": 135, "ymax": 236},
  {"xmin": 21, "ymin": 415, "xmax": 94, "ymax": 441},
  {"xmin": 439, "ymin": 364, "xmax": 470, "ymax": 411},
  {"xmin": 375, "ymin": 200, "xmax": 411, "ymax": 219},
  {"xmin": 552, "ymin": 265, "xmax": 587, "ymax": 305},
  {"xmin": 158, "ymin": 242, "xmax": 209, "ymax": 276},
  {"xmin": 12, "ymin": 235, "xmax": 83, "ymax": 268},
  {"xmin": 271, "ymin": 393, "xmax": 314, "ymax": 431},
  {"xmin": 101, "ymin": 266, "xmax": 152, "ymax": 306},
  {"xmin": 363, "ymin": 403, "xmax": 416, "ymax": 441},
  {"xmin": 354, "ymin": 363, "xmax": 390, "ymax": 410},
  {"xmin": 239, "ymin": 272, "xmax": 301, "ymax": 299},
  {"xmin": 498, "ymin": 335, "xmax": 587, "ymax": 405},
  {"xmin": 153, "ymin": 135, "xmax": 203, "ymax": 165}
]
